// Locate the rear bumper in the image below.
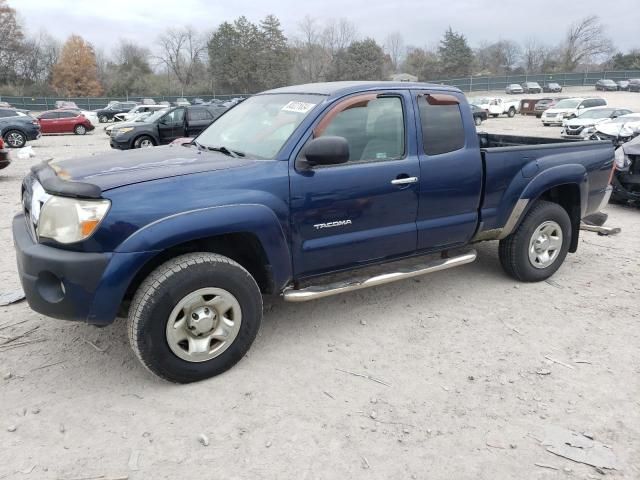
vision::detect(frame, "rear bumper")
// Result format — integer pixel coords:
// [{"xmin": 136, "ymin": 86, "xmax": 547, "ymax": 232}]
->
[{"xmin": 13, "ymin": 214, "xmax": 157, "ymax": 325}]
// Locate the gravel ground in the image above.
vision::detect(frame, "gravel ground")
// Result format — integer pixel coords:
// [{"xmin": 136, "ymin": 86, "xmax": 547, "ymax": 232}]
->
[{"xmin": 0, "ymin": 87, "xmax": 639, "ymax": 479}]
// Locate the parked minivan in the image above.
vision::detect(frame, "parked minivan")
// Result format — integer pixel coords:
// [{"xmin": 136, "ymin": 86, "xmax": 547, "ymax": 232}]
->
[{"xmin": 541, "ymin": 97, "xmax": 607, "ymax": 126}]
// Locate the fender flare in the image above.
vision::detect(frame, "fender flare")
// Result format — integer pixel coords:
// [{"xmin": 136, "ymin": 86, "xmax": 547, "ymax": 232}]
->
[
  {"xmin": 115, "ymin": 203, "xmax": 292, "ymax": 289},
  {"xmin": 497, "ymin": 163, "xmax": 587, "ymax": 239}
]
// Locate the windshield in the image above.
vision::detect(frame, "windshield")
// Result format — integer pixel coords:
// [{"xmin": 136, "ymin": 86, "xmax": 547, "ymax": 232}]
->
[
  {"xmin": 554, "ymin": 99, "xmax": 581, "ymax": 109},
  {"xmin": 144, "ymin": 109, "xmax": 169, "ymax": 123},
  {"xmin": 578, "ymin": 109, "xmax": 613, "ymax": 119},
  {"xmin": 195, "ymin": 93, "xmax": 323, "ymax": 159}
]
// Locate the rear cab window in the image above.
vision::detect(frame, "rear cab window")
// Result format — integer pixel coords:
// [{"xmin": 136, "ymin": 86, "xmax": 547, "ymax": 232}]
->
[{"xmin": 416, "ymin": 93, "xmax": 465, "ymax": 155}]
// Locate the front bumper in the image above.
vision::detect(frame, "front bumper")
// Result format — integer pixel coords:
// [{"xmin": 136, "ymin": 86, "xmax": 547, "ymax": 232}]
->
[
  {"xmin": 110, "ymin": 136, "xmax": 132, "ymax": 150},
  {"xmin": 13, "ymin": 214, "xmax": 157, "ymax": 325}
]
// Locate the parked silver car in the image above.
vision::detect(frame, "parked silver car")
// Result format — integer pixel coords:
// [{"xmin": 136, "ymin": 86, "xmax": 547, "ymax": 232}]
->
[
  {"xmin": 561, "ymin": 107, "xmax": 633, "ymax": 139},
  {"xmin": 505, "ymin": 84, "xmax": 524, "ymax": 94}
]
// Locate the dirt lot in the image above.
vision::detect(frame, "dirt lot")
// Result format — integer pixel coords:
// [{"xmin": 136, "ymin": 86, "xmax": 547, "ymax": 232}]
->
[{"xmin": 1, "ymin": 87, "xmax": 639, "ymax": 479}]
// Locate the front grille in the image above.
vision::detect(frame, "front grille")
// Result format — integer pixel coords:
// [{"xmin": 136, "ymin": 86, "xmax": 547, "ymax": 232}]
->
[{"xmin": 546, "ymin": 113, "xmax": 557, "ymax": 118}]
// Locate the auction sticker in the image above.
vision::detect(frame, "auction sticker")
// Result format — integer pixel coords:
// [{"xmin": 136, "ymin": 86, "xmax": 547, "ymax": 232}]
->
[{"xmin": 282, "ymin": 101, "xmax": 316, "ymax": 113}]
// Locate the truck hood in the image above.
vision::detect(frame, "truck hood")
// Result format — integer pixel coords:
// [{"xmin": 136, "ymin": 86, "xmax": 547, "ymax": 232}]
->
[{"xmin": 48, "ymin": 145, "xmax": 258, "ymax": 192}]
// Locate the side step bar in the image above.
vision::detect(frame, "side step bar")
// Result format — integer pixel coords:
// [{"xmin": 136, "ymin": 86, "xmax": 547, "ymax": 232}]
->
[{"xmin": 283, "ymin": 249, "xmax": 477, "ymax": 302}]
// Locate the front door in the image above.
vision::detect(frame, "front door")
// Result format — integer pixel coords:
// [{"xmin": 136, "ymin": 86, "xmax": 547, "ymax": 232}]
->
[
  {"xmin": 158, "ymin": 107, "xmax": 186, "ymax": 144},
  {"xmin": 289, "ymin": 91, "xmax": 420, "ymax": 277}
]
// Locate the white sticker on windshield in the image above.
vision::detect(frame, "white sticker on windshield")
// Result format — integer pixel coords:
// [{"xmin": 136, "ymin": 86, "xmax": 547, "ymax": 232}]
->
[{"xmin": 281, "ymin": 101, "xmax": 316, "ymax": 114}]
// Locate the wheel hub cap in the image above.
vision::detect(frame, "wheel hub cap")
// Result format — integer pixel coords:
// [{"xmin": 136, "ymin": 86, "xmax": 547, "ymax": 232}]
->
[
  {"xmin": 528, "ymin": 221, "xmax": 563, "ymax": 269},
  {"xmin": 166, "ymin": 287, "xmax": 242, "ymax": 362}
]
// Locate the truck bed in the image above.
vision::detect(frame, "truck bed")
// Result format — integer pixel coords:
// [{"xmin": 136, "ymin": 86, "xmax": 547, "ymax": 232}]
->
[{"xmin": 476, "ymin": 133, "xmax": 614, "ymax": 235}]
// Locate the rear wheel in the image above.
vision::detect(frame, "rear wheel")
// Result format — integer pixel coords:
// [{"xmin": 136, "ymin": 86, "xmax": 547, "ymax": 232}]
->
[
  {"xmin": 128, "ymin": 253, "xmax": 263, "ymax": 383},
  {"xmin": 498, "ymin": 200, "xmax": 571, "ymax": 282},
  {"xmin": 74, "ymin": 124, "xmax": 87, "ymax": 135},
  {"xmin": 474, "ymin": 116, "xmax": 482, "ymax": 126},
  {"xmin": 99, "ymin": 115, "xmax": 108, "ymax": 123},
  {"xmin": 134, "ymin": 135, "xmax": 155, "ymax": 148},
  {"xmin": 507, "ymin": 107, "xmax": 516, "ymax": 118},
  {"xmin": 3, "ymin": 130, "xmax": 26, "ymax": 148}
]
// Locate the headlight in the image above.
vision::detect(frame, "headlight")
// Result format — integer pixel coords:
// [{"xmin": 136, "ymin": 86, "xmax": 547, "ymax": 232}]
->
[
  {"xmin": 116, "ymin": 127, "xmax": 135, "ymax": 135},
  {"xmin": 38, "ymin": 196, "xmax": 110, "ymax": 244},
  {"xmin": 614, "ymin": 147, "xmax": 630, "ymax": 171}
]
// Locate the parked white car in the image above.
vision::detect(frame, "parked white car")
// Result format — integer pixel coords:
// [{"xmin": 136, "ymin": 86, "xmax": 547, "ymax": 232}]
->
[
  {"xmin": 470, "ymin": 97, "xmax": 520, "ymax": 118},
  {"xmin": 114, "ymin": 104, "xmax": 166, "ymax": 122},
  {"xmin": 541, "ymin": 97, "xmax": 607, "ymax": 126},
  {"xmin": 561, "ymin": 107, "xmax": 633, "ymax": 139}
]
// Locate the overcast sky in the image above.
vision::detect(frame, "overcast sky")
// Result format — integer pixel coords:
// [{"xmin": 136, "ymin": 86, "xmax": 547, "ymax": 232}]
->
[{"xmin": 15, "ymin": 0, "xmax": 638, "ymax": 54}]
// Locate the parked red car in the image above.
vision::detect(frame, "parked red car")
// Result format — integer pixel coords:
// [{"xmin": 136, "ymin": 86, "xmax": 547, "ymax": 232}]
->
[{"xmin": 37, "ymin": 110, "xmax": 95, "ymax": 135}]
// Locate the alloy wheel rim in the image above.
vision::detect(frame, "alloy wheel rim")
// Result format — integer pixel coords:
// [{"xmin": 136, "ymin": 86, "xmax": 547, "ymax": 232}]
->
[
  {"xmin": 140, "ymin": 139, "xmax": 153, "ymax": 147},
  {"xmin": 165, "ymin": 287, "xmax": 242, "ymax": 362},
  {"xmin": 7, "ymin": 132, "xmax": 23, "ymax": 147},
  {"xmin": 528, "ymin": 221, "xmax": 563, "ymax": 269}
]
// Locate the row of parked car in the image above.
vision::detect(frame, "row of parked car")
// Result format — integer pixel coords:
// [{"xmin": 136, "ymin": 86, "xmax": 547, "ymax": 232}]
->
[
  {"xmin": 0, "ymin": 97, "xmax": 240, "ymax": 149},
  {"xmin": 594, "ymin": 78, "xmax": 640, "ymax": 92},
  {"xmin": 505, "ymin": 82, "xmax": 562, "ymax": 94}
]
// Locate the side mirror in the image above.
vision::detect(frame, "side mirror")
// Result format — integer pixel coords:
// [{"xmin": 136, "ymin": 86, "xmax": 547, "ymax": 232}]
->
[{"xmin": 302, "ymin": 136, "xmax": 349, "ymax": 167}]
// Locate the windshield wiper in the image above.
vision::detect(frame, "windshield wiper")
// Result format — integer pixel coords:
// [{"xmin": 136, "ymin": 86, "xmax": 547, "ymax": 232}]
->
[{"xmin": 197, "ymin": 144, "xmax": 245, "ymax": 158}]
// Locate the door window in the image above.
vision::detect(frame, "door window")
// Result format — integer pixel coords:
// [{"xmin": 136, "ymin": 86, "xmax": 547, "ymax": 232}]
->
[
  {"xmin": 39, "ymin": 112, "xmax": 58, "ymax": 120},
  {"xmin": 417, "ymin": 95, "xmax": 465, "ymax": 155},
  {"xmin": 187, "ymin": 108, "xmax": 213, "ymax": 121},
  {"xmin": 163, "ymin": 108, "xmax": 185, "ymax": 125},
  {"xmin": 316, "ymin": 95, "xmax": 405, "ymax": 162},
  {"xmin": 58, "ymin": 111, "xmax": 77, "ymax": 118}
]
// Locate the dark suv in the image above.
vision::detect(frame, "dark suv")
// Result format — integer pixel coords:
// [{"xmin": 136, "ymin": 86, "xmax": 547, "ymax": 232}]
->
[
  {"xmin": 110, "ymin": 105, "xmax": 227, "ymax": 150},
  {"xmin": 95, "ymin": 101, "xmax": 139, "ymax": 123},
  {"xmin": 1, "ymin": 114, "xmax": 41, "ymax": 148},
  {"xmin": 629, "ymin": 79, "xmax": 640, "ymax": 92}
]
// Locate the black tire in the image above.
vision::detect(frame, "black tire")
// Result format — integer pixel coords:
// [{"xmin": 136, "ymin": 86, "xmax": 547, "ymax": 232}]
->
[
  {"xmin": 498, "ymin": 200, "xmax": 571, "ymax": 282},
  {"xmin": 542, "ymin": 123, "xmax": 549, "ymax": 127},
  {"xmin": 474, "ymin": 116, "xmax": 482, "ymax": 126},
  {"xmin": 128, "ymin": 253, "xmax": 262, "ymax": 383},
  {"xmin": 99, "ymin": 115, "xmax": 109, "ymax": 123},
  {"xmin": 3, "ymin": 130, "xmax": 26, "ymax": 148},
  {"xmin": 133, "ymin": 135, "xmax": 155, "ymax": 148},
  {"xmin": 74, "ymin": 124, "xmax": 87, "ymax": 135},
  {"xmin": 507, "ymin": 107, "xmax": 516, "ymax": 118}
]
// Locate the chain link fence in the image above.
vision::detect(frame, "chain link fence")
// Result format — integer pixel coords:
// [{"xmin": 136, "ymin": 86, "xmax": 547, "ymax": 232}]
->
[
  {"xmin": 0, "ymin": 94, "xmax": 247, "ymax": 112},
  {"xmin": 429, "ymin": 70, "xmax": 640, "ymax": 92}
]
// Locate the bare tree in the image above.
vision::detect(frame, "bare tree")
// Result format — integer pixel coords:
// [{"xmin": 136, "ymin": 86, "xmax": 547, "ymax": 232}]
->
[
  {"xmin": 561, "ymin": 15, "xmax": 613, "ymax": 71},
  {"xmin": 522, "ymin": 38, "xmax": 547, "ymax": 73},
  {"xmin": 291, "ymin": 16, "xmax": 331, "ymax": 83},
  {"xmin": 322, "ymin": 18, "xmax": 357, "ymax": 55},
  {"xmin": 385, "ymin": 32, "xmax": 405, "ymax": 72},
  {"xmin": 156, "ymin": 26, "xmax": 207, "ymax": 93}
]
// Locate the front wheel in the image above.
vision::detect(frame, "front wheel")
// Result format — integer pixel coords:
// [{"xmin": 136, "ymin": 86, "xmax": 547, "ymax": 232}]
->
[
  {"xmin": 128, "ymin": 253, "xmax": 263, "ymax": 383},
  {"xmin": 99, "ymin": 115, "xmax": 109, "ymax": 123},
  {"xmin": 474, "ymin": 116, "xmax": 482, "ymax": 126},
  {"xmin": 134, "ymin": 135, "xmax": 155, "ymax": 148},
  {"xmin": 498, "ymin": 200, "xmax": 571, "ymax": 282},
  {"xmin": 4, "ymin": 130, "xmax": 26, "ymax": 148}
]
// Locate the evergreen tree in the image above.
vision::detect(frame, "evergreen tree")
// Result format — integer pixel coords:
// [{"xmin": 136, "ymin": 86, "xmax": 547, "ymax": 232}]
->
[
  {"xmin": 438, "ymin": 27, "xmax": 474, "ymax": 77},
  {"xmin": 258, "ymin": 15, "xmax": 291, "ymax": 90}
]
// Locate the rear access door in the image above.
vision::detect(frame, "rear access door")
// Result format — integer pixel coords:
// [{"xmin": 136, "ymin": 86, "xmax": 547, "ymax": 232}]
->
[{"xmin": 412, "ymin": 91, "xmax": 483, "ymax": 250}]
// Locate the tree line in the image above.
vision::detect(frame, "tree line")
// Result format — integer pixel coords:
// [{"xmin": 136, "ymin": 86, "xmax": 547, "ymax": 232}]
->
[{"xmin": 1, "ymin": 0, "xmax": 639, "ymax": 98}]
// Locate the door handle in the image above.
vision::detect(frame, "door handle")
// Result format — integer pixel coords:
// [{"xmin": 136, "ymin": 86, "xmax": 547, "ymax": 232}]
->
[{"xmin": 391, "ymin": 176, "xmax": 419, "ymax": 185}]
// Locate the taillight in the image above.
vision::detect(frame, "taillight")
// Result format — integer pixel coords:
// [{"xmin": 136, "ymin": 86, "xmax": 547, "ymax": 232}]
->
[{"xmin": 0, "ymin": 138, "xmax": 4, "ymax": 149}]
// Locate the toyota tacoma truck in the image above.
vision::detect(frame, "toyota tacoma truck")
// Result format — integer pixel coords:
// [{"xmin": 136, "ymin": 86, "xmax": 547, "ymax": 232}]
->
[{"xmin": 13, "ymin": 81, "xmax": 615, "ymax": 383}]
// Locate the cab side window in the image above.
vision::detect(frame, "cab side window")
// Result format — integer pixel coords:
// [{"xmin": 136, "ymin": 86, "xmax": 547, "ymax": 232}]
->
[
  {"xmin": 317, "ymin": 96, "xmax": 405, "ymax": 162},
  {"xmin": 418, "ymin": 95, "xmax": 465, "ymax": 155}
]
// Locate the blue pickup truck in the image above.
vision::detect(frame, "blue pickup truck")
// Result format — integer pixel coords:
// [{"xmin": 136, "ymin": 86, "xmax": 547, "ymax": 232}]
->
[{"xmin": 13, "ymin": 82, "xmax": 614, "ymax": 383}]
